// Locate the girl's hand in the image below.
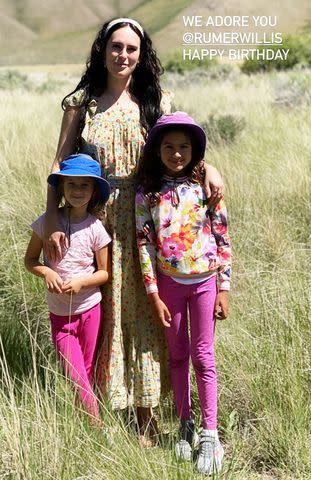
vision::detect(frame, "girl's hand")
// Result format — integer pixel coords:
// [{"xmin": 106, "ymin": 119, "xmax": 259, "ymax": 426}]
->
[
  {"xmin": 204, "ymin": 164, "xmax": 224, "ymax": 199},
  {"xmin": 62, "ymin": 278, "xmax": 84, "ymax": 295},
  {"xmin": 215, "ymin": 291, "xmax": 229, "ymax": 320},
  {"xmin": 43, "ymin": 231, "xmax": 68, "ymax": 263},
  {"xmin": 148, "ymin": 293, "xmax": 171, "ymax": 328},
  {"xmin": 44, "ymin": 270, "xmax": 64, "ymax": 293}
]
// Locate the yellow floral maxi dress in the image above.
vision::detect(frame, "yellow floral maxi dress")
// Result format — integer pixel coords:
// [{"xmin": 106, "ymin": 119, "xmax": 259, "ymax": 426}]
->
[{"xmin": 63, "ymin": 90, "xmax": 171, "ymax": 409}]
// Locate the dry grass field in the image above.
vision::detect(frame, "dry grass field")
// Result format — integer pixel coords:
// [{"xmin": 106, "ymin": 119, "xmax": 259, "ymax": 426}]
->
[{"xmin": 0, "ymin": 63, "xmax": 310, "ymax": 478}]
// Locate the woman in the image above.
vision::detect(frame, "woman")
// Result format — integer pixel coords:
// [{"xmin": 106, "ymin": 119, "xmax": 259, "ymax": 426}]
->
[{"xmin": 45, "ymin": 17, "xmax": 224, "ymax": 445}]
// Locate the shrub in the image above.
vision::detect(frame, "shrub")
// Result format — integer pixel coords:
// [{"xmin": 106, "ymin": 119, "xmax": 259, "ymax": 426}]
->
[
  {"xmin": 202, "ymin": 114, "xmax": 245, "ymax": 145},
  {"xmin": 273, "ymin": 77, "xmax": 310, "ymax": 108},
  {"xmin": 0, "ymin": 70, "xmax": 30, "ymax": 90},
  {"xmin": 241, "ymin": 35, "xmax": 311, "ymax": 74},
  {"xmin": 203, "ymin": 62, "xmax": 236, "ymax": 81},
  {"xmin": 164, "ymin": 49, "xmax": 216, "ymax": 74},
  {"xmin": 35, "ymin": 77, "xmax": 67, "ymax": 94},
  {"xmin": 0, "ymin": 70, "xmax": 69, "ymax": 93}
]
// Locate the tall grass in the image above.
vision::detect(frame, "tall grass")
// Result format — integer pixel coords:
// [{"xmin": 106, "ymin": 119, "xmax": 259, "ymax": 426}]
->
[{"xmin": 0, "ymin": 70, "xmax": 310, "ymax": 479}]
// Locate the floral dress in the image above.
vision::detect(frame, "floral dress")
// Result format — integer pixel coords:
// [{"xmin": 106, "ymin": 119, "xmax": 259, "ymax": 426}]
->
[{"xmin": 63, "ymin": 89, "xmax": 172, "ymax": 409}]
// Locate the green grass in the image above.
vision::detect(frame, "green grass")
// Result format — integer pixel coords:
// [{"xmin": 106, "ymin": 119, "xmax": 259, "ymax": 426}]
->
[{"xmin": 0, "ymin": 69, "xmax": 310, "ymax": 478}]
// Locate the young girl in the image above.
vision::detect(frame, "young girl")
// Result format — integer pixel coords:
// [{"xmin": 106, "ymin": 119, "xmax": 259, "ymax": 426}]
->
[
  {"xmin": 135, "ymin": 112, "xmax": 231, "ymax": 474},
  {"xmin": 25, "ymin": 154, "xmax": 111, "ymax": 423}
]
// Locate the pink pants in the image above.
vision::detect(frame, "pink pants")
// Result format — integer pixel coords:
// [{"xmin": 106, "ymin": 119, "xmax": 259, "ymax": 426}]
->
[
  {"xmin": 49, "ymin": 303, "xmax": 101, "ymax": 418},
  {"xmin": 158, "ymin": 274, "xmax": 217, "ymax": 429}
]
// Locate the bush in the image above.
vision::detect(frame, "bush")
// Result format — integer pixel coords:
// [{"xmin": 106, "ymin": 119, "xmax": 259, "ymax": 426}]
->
[
  {"xmin": 202, "ymin": 114, "xmax": 245, "ymax": 145},
  {"xmin": 35, "ymin": 77, "xmax": 67, "ymax": 94},
  {"xmin": 203, "ymin": 62, "xmax": 236, "ymax": 81},
  {"xmin": 0, "ymin": 70, "xmax": 30, "ymax": 90},
  {"xmin": 0, "ymin": 70, "xmax": 69, "ymax": 93},
  {"xmin": 164, "ymin": 49, "xmax": 216, "ymax": 74},
  {"xmin": 241, "ymin": 35, "xmax": 311, "ymax": 74},
  {"xmin": 273, "ymin": 77, "xmax": 310, "ymax": 108}
]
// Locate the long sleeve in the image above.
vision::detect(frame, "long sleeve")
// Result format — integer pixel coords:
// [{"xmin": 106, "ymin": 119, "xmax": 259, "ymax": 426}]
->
[
  {"xmin": 135, "ymin": 190, "xmax": 158, "ymax": 294},
  {"xmin": 209, "ymin": 196, "xmax": 231, "ymax": 291}
]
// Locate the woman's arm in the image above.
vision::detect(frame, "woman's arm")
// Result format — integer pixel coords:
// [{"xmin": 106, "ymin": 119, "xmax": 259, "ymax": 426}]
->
[
  {"xmin": 53, "ymin": 106, "xmax": 82, "ymax": 167},
  {"xmin": 25, "ymin": 231, "xmax": 63, "ymax": 293},
  {"xmin": 44, "ymin": 107, "xmax": 82, "ymax": 261},
  {"xmin": 61, "ymin": 246, "xmax": 109, "ymax": 294},
  {"xmin": 204, "ymin": 163, "xmax": 225, "ymax": 198}
]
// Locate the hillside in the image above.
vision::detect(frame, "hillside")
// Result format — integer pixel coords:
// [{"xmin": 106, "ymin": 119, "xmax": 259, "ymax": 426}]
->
[
  {"xmin": 152, "ymin": 0, "xmax": 311, "ymax": 56},
  {"xmin": 0, "ymin": 0, "xmax": 310, "ymax": 65},
  {"xmin": 0, "ymin": 0, "xmax": 142, "ymax": 64}
]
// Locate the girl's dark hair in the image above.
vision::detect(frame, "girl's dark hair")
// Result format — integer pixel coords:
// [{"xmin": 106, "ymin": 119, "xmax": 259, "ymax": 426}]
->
[
  {"xmin": 136, "ymin": 126, "xmax": 205, "ymax": 206},
  {"xmin": 62, "ymin": 19, "xmax": 164, "ymax": 150}
]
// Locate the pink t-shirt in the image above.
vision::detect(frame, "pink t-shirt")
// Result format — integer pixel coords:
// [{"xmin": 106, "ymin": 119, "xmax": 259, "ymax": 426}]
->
[{"xmin": 31, "ymin": 212, "xmax": 111, "ymax": 316}]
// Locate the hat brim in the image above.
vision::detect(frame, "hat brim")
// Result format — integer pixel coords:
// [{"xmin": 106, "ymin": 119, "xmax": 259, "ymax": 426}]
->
[
  {"xmin": 144, "ymin": 122, "xmax": 207, "ymax": 159},
  {"xmin": 47, "ymin": 172, "xmax": 110, "ymax": 204}
]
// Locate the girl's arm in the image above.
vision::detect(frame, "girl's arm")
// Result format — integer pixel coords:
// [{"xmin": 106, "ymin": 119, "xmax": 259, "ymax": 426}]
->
[
  {"xmin": 210, "ymin": 195, "xmax": 231, "ymax": 319},
  {"xmin": 147, "ymin": 292, "xmax": 171, "ymax": 328},
  {"xmin": 61, "ymin": 246, "xmax": 109, "ymax": 294},
  {"xmin": 215, "ymin": 291, "xmax": 229, "ymax": 320},
  {"xmin": 135, "ymin": 191, "xmax": 158, "ymax": 294},
  {"xmin": 44, "ymin": 107, "xmax": 82, "ymax": 262},
  {"xmin": 135, "ymin": 191, "xmax": 171, "ymax": 327},
  {"xmin": 210, "ymin": 195, "xmax": 231, "ymax": 290},
  {"xmin": 24, "ymin": 231, "xmax": 63, "ymax": 293},
  {"xmin": 203, "ymin": 163, "xmax": 224, "ymax": 198}
]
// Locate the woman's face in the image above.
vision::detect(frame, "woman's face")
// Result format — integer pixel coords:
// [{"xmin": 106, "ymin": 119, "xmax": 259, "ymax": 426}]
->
[{"xmin": 105, "ymin": 26, "xmax": 141, "ymax": 80}]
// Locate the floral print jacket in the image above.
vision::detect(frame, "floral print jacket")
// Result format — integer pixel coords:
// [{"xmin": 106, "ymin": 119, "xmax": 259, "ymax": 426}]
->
[{"xmin": 135, "ymin": 175, "xmax": 231, "ymax": 294}]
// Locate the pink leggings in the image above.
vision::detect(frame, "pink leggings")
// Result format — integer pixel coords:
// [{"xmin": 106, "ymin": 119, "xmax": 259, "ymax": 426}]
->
[
  {"xmin": 50, "ymin": 303, "xmax": 101, "ymax": 418},
  {"xmin": 158, "ymin": 274, "xmax": 217, "ymax": 429}
]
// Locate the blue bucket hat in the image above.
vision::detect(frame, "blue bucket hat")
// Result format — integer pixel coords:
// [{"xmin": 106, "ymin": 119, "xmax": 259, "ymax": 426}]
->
[
  {"xmin": 144, "ymin": 111, "xmax": 207, "ymax": 159},
  {"xmin": 47, "ymin": 154, "xmax": 110, "ymax": 203}
]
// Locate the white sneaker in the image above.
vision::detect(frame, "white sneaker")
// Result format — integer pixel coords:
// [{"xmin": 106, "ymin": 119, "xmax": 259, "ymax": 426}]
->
[
  {"xmin": 197, "ymin": 433, "xmax": 224, "ymax": 475},
  {"xmin": 175, "ymin": 419, "xmax": 195, "ymax": 461},
  {"xmin": 175, "ymin": 439, "xmax": 192, "ymax": 461}
]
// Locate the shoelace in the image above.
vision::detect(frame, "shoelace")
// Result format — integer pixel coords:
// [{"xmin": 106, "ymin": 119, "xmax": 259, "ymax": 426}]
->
[{"xmin": 200, "ymin": 437, "xmax": 215, "ymax": 449}]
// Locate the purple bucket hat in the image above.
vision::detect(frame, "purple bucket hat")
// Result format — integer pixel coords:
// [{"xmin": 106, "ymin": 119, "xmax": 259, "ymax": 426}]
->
[{"xmin": 144, "ymin": 111, "xmax": 207, "ymax": 159}]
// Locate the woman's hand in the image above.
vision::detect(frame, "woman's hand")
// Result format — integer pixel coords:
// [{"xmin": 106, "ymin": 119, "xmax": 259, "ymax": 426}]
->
[
  {"xmin": 148, "ymin": 292, "xmax": 171, "ymax": 328},
  {"xmin": 43, "ymin": 231, "xmax": 68, "ymax": 263},
  {"xmin": 214, "ymin": 291, "xmax": 229, "ymax": 320},
  {"xmin": 43, "ymin": 184, "xmax": 68, "ymax": 262},
  {"xmin": 44, "ymin": 270, "xmax": 64, "ymax": 293},
  {"xmin": 204, "ymin": 164, "xmax": 224, "ymax": 199}
]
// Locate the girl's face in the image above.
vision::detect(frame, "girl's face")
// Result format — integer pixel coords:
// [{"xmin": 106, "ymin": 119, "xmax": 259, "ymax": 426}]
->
[
  {"xmin": 62, "ymin": 177, "xmax": 95, "ymax": 209},
  {"xmin": 105, "ymin": 26, "xmax": 141, "ymax": 80},
  {"xmin": 159, "ymin": 131, "xmax": 192, "ymax": 176}
]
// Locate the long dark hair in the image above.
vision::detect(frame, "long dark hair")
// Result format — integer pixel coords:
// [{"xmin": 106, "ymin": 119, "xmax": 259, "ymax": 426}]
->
[
  {"xmin": 136, "ymin": 126, "xmax": 205, "ymax": 206},
  {"xmin": 62, "ymin": 19, "xmax": 164, "ymax": 148}
]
